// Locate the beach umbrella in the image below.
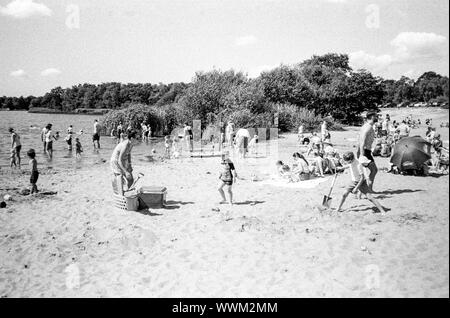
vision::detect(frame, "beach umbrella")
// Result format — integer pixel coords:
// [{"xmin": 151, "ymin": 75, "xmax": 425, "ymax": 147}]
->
[{"xmin": 390, "ymin": 136, "xmax": 431, "ymax": 171}]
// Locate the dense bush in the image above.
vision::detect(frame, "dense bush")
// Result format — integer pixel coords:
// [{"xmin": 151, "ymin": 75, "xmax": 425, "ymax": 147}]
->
[
  {"xmin": 277, "ymin": 104, "xmax": 342, "ymax": 132},
  {"xmin": 101, "ymin": 104, "xmax": 159, "ymax": 135},
  {"xmin": 101, "ymin": 102, "xmax": 194, "ymax": 136}
]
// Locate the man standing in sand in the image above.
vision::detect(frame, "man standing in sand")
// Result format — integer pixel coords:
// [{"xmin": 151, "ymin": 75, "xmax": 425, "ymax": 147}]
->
[
  {"xmin": 321, "ymin": 121, "xmax": 329, "ymax": 142},
  {"xmin": 225, "ymin": 122, "xmax": 235, "ymax": 147},
  {"xmin": 358, "ymin": 112, "xmax": 378, "ymax": 193},
  {"xmin": 110, "ymin": 130, "xmax": 138, "ymax": 194},
  {"xmin": 235, "ymin": 128, "xmax": 251, "ymax": 159}
]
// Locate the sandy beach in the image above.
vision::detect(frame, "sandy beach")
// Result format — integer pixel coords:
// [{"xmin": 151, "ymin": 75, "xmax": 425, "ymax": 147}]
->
[
  {"xmin": 1, "ymin": 118, "xmax": 448, "ymax": 298},
  {"xmin": 1, "ymin": 0, "xmax": 449, "ymax": 301}
]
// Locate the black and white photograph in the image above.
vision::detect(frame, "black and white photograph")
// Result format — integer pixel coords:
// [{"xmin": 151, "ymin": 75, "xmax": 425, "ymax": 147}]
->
[{"xmin": 0, "ymin": 0, "xmax": 449, "ymax": 300}]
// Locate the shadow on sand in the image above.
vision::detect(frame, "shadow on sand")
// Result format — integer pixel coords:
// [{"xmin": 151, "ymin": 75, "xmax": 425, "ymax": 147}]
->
[
  {"xmin": 233, "ymin": 200, "xmax": 266, "ymax": 206},
  {"xmin": 347, "ymin": 205, "xmax": 391, "ymax": 214},
  {"xmin": 134, "ymin": 200, "xmax": 195, "ymax": 216},
  {"xmin": 374, "ymin": 189, "xmax": 423, "ymax": 200}
]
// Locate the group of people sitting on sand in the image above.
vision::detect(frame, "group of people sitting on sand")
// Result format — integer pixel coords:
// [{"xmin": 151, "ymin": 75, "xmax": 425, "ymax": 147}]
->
[
  {"xmin": 276, "ymin": 148, "xmax": 344, "ymax": 183},
  {"xmin": 275, "ymin": 121, "xmax": 343, "ymax": 182}
]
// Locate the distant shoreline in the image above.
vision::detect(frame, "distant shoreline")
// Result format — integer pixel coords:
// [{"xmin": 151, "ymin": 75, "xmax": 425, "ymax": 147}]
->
[
  {"xmin": 0, "ymin": 105, "xmax": 447, "ymax": 115},
  {"xmin": 27, "ymin": 108, "xmax": 109, "ymax": 115}
]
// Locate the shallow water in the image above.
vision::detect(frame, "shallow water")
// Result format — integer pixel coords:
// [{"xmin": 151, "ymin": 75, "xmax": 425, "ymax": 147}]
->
[
  {"xmin": 1, "ymin": 108, "xmax": 448, "ymax": 170},
  {"xmin": 0, "ymin": 111, "xmax": 167, "ymax": 170}
]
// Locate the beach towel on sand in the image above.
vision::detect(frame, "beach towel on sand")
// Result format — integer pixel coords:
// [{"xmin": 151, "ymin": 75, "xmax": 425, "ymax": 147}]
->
[{"xmin": 257, "ymin": 177, "xmax": 329, "ymax": 189}]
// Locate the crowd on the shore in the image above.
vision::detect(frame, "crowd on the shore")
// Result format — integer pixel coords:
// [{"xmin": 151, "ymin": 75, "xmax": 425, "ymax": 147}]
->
[
  {"xmin": 4, "ymin": 111, "xmax": 449, "ymax": 214},
  {"xmin": 271, "ymin": 112, "xmax": 448, "ymax": 213}
]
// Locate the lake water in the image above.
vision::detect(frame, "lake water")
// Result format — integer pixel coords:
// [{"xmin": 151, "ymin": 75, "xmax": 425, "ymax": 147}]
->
[
  {"xmin": 0, "ymin": 111, "xmax": 167, "ymax": 170},
  {"xmin": 1, "ymin": 108, "xmax": 448, "ymax": 170}
]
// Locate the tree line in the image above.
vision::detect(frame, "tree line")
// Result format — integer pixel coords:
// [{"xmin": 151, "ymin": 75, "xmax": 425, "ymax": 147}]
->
[{"xmin": 1, "ymin": 53, "xmax": 448, "ymax": 130}]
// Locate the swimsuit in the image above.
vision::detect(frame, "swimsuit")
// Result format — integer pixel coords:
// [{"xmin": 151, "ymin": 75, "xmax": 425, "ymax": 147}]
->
[
  {"xmin": 110, "ymin": 142, "xmax": 131, "ymax": 175},
  {"xmin": 220, "ymin": 161, "xmax": 235, "ymax": 185}
]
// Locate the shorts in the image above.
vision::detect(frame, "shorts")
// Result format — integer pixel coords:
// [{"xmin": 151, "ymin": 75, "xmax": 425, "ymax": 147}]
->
[
  {"xmin": 346, "ymin": 180, "xmax": 369, "ymax": 194},
  {"xmin": 144, "ymin": 131, "xmax": 149, "ymax": 137},
  {"xmin": 364, "ymin": 149, "xmax": 375, "ymax": 162},
  {"xmin": 30, "ymin": 171, "xmax": 39, "ymax": 184},
  {"xmin": 220, "ymin": 179, "xmax": 233, "ymax": 186},
  {"xmin": 93, "ymin": 133, "xmax": 100, "ymax": 141},
  {"xmin": 14, "ymin": 145, "xmax": 21, "ymax": 155},
  {"xmin": 66, "ymin": 138, "xmax": 72, "ymax": 146},
  {"xmin": 46, "ymin": 141, "xmax": 53, "ymax": 151}
]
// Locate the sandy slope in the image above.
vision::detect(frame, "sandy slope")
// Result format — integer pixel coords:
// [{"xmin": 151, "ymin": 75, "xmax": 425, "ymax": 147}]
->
[{"xmin": 0, "ymin": 125, "xmax": 448, "ymax": 298}]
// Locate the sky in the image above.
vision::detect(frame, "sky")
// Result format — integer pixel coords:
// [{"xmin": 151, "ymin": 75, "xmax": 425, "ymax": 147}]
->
[{"xmin": 0, "ymin": 0, "xmax": 449, "ymax": 96}]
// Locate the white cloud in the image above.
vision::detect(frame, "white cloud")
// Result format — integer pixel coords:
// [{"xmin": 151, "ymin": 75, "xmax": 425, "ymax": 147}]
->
[
  {"xmin": 41, "ymin": 68, "xmax": 61, "ymax": 76},
  {"xmin": 391, "ymin": 32, "xmax": 447, "ymax": 62},
  {"xmin": 0, "ymin": 0, "xmax": 52, "ymax": 19},
  {"xmin": 10, "ymin": 69, "xmax": 27, "ymax": 77},
  {"xmin": 349, "ymin": 51, "xmax": 393, "ymax": 72},
  {"xmin": 350, "ymin": 32, "xmax": 447, "ymax": 74},
  {"xmin": 247, "ymin": 64, "xmax": 279, "ymax": 78},
  {"xmin": 235, "ymin": 35, "xmax": 258, "ymax": 47},
  {"xmin": 325, "ymin": 0, "xmax": 348, "ymax": 3}
]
